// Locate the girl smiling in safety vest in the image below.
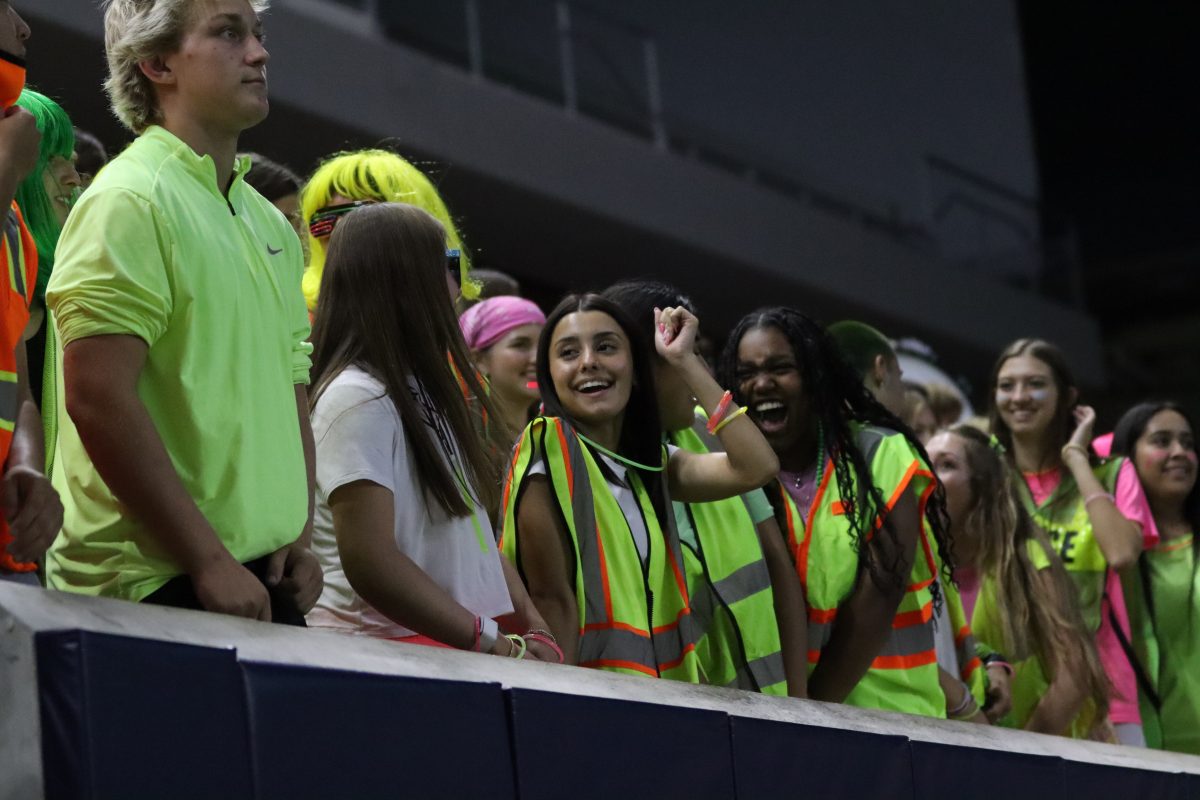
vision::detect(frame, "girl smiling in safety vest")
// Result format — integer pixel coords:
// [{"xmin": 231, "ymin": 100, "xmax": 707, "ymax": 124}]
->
[
  {"xmin": 989, "ymin": 339, "xmax": 1158, "ymax": 746},
  {"xmin": 500, "ymin": 294, "xmax": 778, "ymax": 680}
]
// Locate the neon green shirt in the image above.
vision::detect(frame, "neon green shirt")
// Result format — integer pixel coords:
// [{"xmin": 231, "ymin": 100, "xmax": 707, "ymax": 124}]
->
[
  {"xmin": 1136, "ymin": 534, "xmax": 1200, "ymax": 755},
  {"xmin": 45, "ymin": 126, "xmax": 312, "ymax": 601}
]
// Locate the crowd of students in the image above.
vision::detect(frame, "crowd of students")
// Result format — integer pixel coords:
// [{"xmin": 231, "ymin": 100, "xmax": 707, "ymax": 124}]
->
[{"xmin": 1, "ymin": 0, "xmax": 1196, "ymax": 755}]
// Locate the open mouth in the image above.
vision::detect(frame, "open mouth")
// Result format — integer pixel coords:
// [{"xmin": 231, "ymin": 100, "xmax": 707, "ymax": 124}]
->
[
  {"xmin": 576, "ymin": 379, "xmax": 612, "ymax": 396},
  {"xmin": 751, "ymin": 400, "xmax": 788, "ymax": 432}
]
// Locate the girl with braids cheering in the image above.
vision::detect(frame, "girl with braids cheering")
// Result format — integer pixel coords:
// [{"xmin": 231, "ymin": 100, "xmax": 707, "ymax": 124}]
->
[
  {"xmin": 989, "ymin": 339, "xmax": 1158, "ymax": 746},
  {"xmin": 306, "ymin": 204, "xmax": 557, "ymax": 661},
  {"xmin": 1112, "ymin": 402, "xmax": 1200, "ymax": 754},
  {"xmin": 500, "ymin": 295, "xmax": 778, "ymax": 680},
  {"xmin": 719, "ymin": 308, "xmax": 953, "ymax": 717},
  {"xmin": 927, "ymin": 426, "xmax": 1111, "ymax": 738}
]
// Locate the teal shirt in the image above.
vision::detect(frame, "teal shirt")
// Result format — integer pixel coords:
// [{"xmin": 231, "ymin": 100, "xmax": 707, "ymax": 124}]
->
[{"xmin": 46, "ymin": 127, "xmax": 312, "ymax": 601}]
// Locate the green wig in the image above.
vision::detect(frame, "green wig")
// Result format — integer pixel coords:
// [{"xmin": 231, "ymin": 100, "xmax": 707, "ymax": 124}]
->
[
  {"xmin": 14, "ymin": 89, "xmax": 76, "ymax": 303},
  {"xmin": 300, "ymin": 149, "xmax": 478, "ymax": 311},
  {"xmin": 826, "ymin": 320, "xmax": 896, "ymax": 380}
]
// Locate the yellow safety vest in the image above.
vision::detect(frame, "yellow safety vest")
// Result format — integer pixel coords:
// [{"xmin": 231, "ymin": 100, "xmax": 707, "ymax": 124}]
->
[
  {"xmin": 500, "ymin": 417, "xmax": 700, "ymax": 681},
  {"xmin": 672, "ymin": 418, "xmax": 786, "ymax": 695},
  {"xmin": 781, "ymin": 423, "xmax": 945, "ymax": 717}
]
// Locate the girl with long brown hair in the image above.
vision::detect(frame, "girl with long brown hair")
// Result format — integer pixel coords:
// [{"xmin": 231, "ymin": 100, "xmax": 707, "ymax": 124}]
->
[
  {"xmin": 305, "ymin": 203, "xmax": 557, "ymax": 661},
  {"xmin": 988, "ymin": 338, "xmax": 1158, "ymax": 745},
  {"xmin": 927, "ymin": 425, "xmax": 1110, "ymax": 737}
]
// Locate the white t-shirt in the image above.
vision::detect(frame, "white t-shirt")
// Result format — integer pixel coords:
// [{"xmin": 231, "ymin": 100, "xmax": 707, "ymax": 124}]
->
[{"xmin": 306, "ymin": 366, "xmax": 513, "ymax": 639}]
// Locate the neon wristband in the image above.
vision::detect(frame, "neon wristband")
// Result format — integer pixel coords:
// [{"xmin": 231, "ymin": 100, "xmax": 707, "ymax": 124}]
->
[
  {"xmin": 705, "ymin": 391, "xmax": 734, "ymax": 435},
  {"xmin": 524, "ymin": 633, "xmax": 564, "ymax": 664},
  {"xmin": 505, "ymin": 633, "xmax": 527, "ymax": 660},
  {"xmin": 712, "ymin": 405, "xmax": 748, "ymax": 435}
]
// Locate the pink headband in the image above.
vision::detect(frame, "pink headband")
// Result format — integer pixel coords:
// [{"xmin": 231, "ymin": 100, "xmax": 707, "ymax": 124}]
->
[{"xmin": 459, "ymin": 296, "xmax": 546, "ymax": 351}]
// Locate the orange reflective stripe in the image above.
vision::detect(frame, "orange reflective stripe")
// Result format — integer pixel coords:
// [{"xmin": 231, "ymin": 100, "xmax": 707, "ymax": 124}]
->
[
  {"xmin": 808, "ymin": 607, "xmax": 838, "ymax": 624},
  {"xmin": 553, "ymin": 419, "xmax": 574, "ymax": 495},
  {"xmin": 955, "ymin": 625, "xmax": 972, "ymax": 646},
  {"xmin": 657, "ymin": 642, "xmax": 698, "ymax": 672},
  {"xmin": 499, "ymin": 427, "xmax": 528, "ymax": 532},
  {"xmin": 583, "ymin": 620, "xmax": 650, "ymax": 637},
  {"xmin": 651, "ymin": 606, "xmax": 692, "ymax": 635},
  {"xmin": 892, "ymin": 600, "xmax": 933, "ymax": 629},
  {"xmin": 798, "ymin": 462, "xmax": 834, "ymax": 586},
  {"xmin": 962, "ymin": 656, "xmax": 983, "ymax": 678},
  {"xmin": 907, "ymin": 577, "xmax": 935, "ymax": 593},
  {"xmin": 871, "ymin": 650, "xmax": 937, "ymax": 670}
]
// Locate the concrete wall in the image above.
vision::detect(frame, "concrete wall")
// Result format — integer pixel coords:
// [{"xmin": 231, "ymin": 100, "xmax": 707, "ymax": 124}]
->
[{"xmin": 21, "ymin": 0, "xmax": 1104, "ymax": 386}]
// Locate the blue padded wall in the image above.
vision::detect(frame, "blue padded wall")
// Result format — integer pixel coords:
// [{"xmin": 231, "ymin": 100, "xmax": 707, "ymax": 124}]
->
[
  {"xmin": 1062, "ymin": 760, "xmax": 1191, "ymax": 800},
  {"xmin": 730, "ymin": 716, "xmax": 914, "ymax": 800},
  {"xmin": 909, "ymin": 741, "xmax": 1065, "ymax": 800},
  {"xmin": 507, "ymin": 687, "xmax": 736, "ymax": 800},
  {"xmin": 241, "ymin": 662, "xmax": 516, "ymax": 800},
  {"xmin": 36, "ymin": 630, "xmax": 254, "ymax": 800}
]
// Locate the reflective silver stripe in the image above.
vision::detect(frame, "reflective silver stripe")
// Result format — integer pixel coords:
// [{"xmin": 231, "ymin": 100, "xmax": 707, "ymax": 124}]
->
[
  {"xmin": 808, "ymin": 619, "xmax": 833, "ymax": 652},
  {"xmin": 652, "ymin": 620, "xmax": 691, "ymax": 667},
  {"xmin": 745, "ymin": 651, "xmax": 787, "ymax": 689},
  {"xmin": 876, "ymin": 621, "xmax": 935, "ymax": 659},
  {"xmin": 558, "ymin": 424, "xmax": 611, "ymax": 630},
  {"xmin": 808, "ymin": 611, "xmax": 933, "ymax": 659},
  {"xmin": 724, "ymin": 651, "xmax": 787, "ymax": 691},
  {"xmin": 710, "ymin": 560, "xmax": 772, "ymax": 607},
  {"xmin": 0, "ymin": 376, "xmax": 17, "ymax": 424},
  {"xmin": 4, "ymin": 211, "xmax": 24, "ymax": 298},
  {"xmin": 579, "ymin": 626, "xmax": 655, "ymax": 668},
  {"xmin": 855, "ymin": 426, "xmax": 887, "ymax": 466},
  {"xmin": 688, "ymin": 578, "xmax": 716, "ymax": 636}
]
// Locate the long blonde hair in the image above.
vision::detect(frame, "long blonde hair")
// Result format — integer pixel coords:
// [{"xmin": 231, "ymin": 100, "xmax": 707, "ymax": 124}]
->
[{"xmin": 951, "ymin": 425, "xmax": 1109, "ymax": 716}]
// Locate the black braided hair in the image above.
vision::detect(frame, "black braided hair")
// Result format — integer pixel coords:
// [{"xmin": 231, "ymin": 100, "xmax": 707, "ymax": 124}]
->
[{"xmin": 718, "ymin": 307, "xmax": 955, "ymax": 600}]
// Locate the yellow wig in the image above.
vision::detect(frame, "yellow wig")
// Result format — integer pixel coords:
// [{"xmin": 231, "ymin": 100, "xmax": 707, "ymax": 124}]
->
[{"xmin": 300, "ymin": 149, "xmax": 479, "ymax": 310}]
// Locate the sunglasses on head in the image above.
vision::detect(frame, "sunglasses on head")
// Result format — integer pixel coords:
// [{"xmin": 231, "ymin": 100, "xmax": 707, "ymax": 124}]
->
[{"xmin": 308, "ymin": 200, "xmax": 376, "ymax": 239}]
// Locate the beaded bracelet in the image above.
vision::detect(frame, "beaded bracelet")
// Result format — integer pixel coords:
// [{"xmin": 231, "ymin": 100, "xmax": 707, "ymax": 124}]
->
[
  {"xmin": 1083, "ymin": 492, "xmax": 1115, "ymax": 507},
  {"xmin": 524, "ymin": 633, "xmax": 565, "ymax": 664},
  {"xmin": 712, "ymin": 405, "xmax": 748, "ymax": 435},
  {"xmin": 706, "ymin": 391, "xmax": 734, "ymax": 435}
]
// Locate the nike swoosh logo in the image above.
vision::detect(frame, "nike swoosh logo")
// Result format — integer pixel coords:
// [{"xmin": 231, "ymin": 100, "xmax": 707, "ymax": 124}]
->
[{"xmin": 266, "ymin": 245, "xmax": 282, "ymax": 255}]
